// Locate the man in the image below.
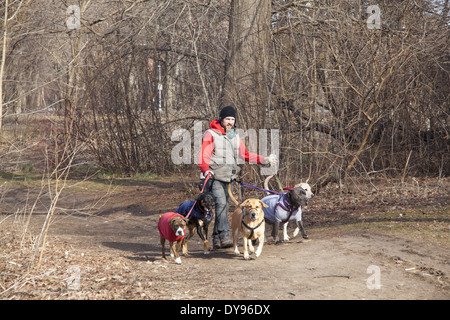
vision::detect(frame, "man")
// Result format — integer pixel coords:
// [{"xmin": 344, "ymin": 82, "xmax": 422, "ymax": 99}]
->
[{"xmin": 198, "ymin": 106, "xmax": 276, "ymax": 249}]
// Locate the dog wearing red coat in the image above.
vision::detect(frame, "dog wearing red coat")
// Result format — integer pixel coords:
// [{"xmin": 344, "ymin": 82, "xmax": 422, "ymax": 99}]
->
[{"xmin": 158, "ymin": 212, "xmax": 188, "ymax": 264}]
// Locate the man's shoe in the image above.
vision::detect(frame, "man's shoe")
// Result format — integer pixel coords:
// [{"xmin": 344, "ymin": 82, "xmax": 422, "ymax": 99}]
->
[
  {"xmin": 212, "ymin": 238, "xmax": 221, "ymax": 250},
  {"xmin": 220, "ymin": 236, "xmax": 233, "ymax": 248}
]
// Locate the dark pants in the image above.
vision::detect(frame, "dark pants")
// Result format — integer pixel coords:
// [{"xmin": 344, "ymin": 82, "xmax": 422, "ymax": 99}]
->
[{"xmin": 211, "ymin": 180, "xmax": 232, "ymax": 241}]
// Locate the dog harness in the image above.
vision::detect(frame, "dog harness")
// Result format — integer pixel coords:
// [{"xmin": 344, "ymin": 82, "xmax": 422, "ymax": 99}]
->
[
  {"xmin": 241, "ymin": 219, "xmax": 265, "ymax": 240},
  {"xmin": 158, "ymin": 212, "xmax": 186, "ymax": 242},
  {"xmin": 261, "ymin": 194, "xmax": 300, "ymax": 223}
]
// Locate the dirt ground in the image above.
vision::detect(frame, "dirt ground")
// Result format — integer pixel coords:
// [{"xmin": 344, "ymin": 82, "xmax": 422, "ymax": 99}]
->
[{"xmin": 0, "ymin": 174, "xmax": 449, "ymax": 300}]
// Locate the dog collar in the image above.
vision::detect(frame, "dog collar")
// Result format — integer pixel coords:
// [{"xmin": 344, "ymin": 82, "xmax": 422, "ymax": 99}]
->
[
  {"xmin": 190, "ymin": 202, "xmax": 212, "ymax": 221},
  {"xmin": 277, "ymin": 194, "xmax": 292, "ymax": 212},
  {"xmin": 195, "ymin": 201, "xmax": 207, "ymax": 213}
]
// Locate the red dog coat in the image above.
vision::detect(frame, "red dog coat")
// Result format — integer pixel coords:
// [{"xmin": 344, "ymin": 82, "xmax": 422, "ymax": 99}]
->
[{"xmin": 158, "ymin": 212, "xmax": 186, "ymax": 242}]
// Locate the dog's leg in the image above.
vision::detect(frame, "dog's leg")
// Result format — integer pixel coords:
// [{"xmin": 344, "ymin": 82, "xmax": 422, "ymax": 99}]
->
[
  {"xmin": 169, "ymin": 241, "xmax": 175, "ymax": 258},
  {"xmin": 194, "ymin": 220, "xmax": 210, "ymax": 255},
  {"xmin": 174, "ymin": 240, "xmax": 182, "ymax": 264},
  {"xmin": 233, "ymin": 227, "xmax": 240, "ymax": 255},
  {"xmin": 243, "ymin": 235, "xmax": 250, "ymax": 260},
  {"xmin": 273, "ymin": 221, "xmax": 281, "ymax": 244},
  {"xmin": 296, "ymin": 220, "xmax": 309, "ymax": 239},
  {"xmin": 255, "ymin": 233, "xmax": 265, "ymax": 258},
  {"xmin": 203, "ymin": 239, "xmax": 210, "ymax": 254},
  {"xmin": 248, "ymin": 239, "xmax": 255, "ymax": 254},
  {"xmin": 282, "ymin": 222, "xmax": 290, "ymax": 241},
  {"xmin": 160, "ymin": 236, "xmax": 166, "ymax": 259},
  {"xmin": 183, "ymin": 225, "xmax": 196, "ymax": 256},
  {"xmin": 201, "ymin": 225, "xmax": 210, "ymax": 254},
  {"xmin": 181, "ymin": 238, "xmax": 188, "ymax": 256}
]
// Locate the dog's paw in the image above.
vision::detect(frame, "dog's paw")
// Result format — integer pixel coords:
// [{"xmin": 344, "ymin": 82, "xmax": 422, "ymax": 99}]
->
[
  {"xmin": 175, "ymin": 257, "xmax": 182, "ymax": 264},
  {"xmin": 244, "ymin": 252, "xmax": 250, "ymax": 260},
  {"xmin": 203, "ymin": 251, "xmax": 210, "ymax": 255},
  {"xmin": 283, "ymin": 235, "xmax": 290, "ymax": 241},
  {"xmin": 234, "ymin": 248, "xmax": 241, "ymax": 255}
]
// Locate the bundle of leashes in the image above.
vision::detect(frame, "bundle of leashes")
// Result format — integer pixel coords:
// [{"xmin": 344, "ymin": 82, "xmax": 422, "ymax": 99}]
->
[{"xmin": 232, "ymin": 175, "xmax": 288, "ymax": 200}]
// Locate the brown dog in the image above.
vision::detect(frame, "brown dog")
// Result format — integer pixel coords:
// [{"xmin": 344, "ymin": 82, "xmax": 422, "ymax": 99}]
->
[
  {"xmin": 158, "ymin": 212, "xmax": 188, "ymax": 264},
  {"xmin": 230, "ymin": 198, "xmax": 268, "ymax": 260}
]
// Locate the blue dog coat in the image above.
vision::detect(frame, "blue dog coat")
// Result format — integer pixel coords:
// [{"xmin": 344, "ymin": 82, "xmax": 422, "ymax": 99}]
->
[{"xmin": 175, "ymin": 200, "xmax": 213, "ymax": 220}]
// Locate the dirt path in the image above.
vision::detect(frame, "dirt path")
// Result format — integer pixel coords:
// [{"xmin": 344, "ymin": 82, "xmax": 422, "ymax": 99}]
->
[
  {"xmin": 42, "ymin": 213, "xmax": 449, "ymax": 300},
  {"xmin": 1, "ymin": 177, "xmax": 449, "ymax": 300}
]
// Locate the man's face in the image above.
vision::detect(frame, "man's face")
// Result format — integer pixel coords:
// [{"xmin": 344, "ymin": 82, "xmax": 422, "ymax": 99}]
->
[{"xmin": 221, "ymin": 116, "xmax": 235, "ymax": 131}]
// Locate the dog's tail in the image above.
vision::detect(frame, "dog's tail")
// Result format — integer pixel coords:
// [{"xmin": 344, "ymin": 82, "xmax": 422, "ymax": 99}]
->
[
  {"xmin": 263, "ymin": 175, "xmax": 274, "ymax": 195},
  {"xmin": 228, "ymin": 182, "xmax": 240, "ymax": 207},
  {"xmin": 264, "ymin": 174, "xmax": 285, "ymax": 193}
]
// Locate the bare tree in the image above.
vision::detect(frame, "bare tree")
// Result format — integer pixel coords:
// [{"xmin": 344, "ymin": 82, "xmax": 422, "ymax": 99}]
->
[
  {"xmin": 0, "ymin": 0, "xmax": 8, "ymax": 135},
  {"xmin": 1, "ymin": 0, "xmax": 447, "ymax": 181},
  {"xmin": 222, "ymin": 0, "xmax": 272, "ymax": 128}
]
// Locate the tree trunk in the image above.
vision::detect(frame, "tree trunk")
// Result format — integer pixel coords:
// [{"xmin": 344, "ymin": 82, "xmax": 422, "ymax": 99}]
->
[
  {"xmin": 0, "ymin": 0, "xmax": 9, "ymax": 137},
  {"xmin": 222, "ymin": 0, "xmax": 271, "ymax": 127}
]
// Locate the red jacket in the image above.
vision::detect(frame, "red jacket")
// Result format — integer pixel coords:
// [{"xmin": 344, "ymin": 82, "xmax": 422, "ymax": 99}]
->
[
  {"xmin": 158, "ymin": 212, "xmax": 185, "ymax": 242},
  {"xmin": 198, "ymin": 119, "xmax": 265, "ymax": 174}
]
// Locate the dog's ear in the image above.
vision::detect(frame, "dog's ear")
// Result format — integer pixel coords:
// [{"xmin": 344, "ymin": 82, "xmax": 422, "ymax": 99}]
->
[
  {"xmin": 241, "ymin": 199, "xmax": 251, "ymax": 207},
  {"xmin": 195, "ymin": 193, "xmax": 203, "ymax": 201},
  {"xmin": 290, "ymin": 187, "xmax": 306, "ymax": 198},
  {"xmin": 260, "ymin": 200, "xmax": 269, "ymax": 208},
  {"xmin": 285, "ymin": 190, "xmax": 295, "ymax": 204}
]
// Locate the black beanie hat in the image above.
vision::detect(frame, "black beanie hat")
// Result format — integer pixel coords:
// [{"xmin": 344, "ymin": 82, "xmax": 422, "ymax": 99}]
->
[{"xmin": 218, "ymin": 106, "xmax": 236, "ymax": 121}]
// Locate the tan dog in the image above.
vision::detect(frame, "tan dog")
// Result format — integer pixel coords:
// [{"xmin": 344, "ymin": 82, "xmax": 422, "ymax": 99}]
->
[
  {"xmin": 231, "ymin": 199, "xmax": 268, "ymax": 260},
  {"xmin": 228, "ymin": 184, "xmax": 268, "ymax": 260}
]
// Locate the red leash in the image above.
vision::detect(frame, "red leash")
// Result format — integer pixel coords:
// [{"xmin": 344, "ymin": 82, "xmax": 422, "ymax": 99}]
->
[{"xmin": 185, "ymin": 172, "xmax": 212, "ymax": 219}]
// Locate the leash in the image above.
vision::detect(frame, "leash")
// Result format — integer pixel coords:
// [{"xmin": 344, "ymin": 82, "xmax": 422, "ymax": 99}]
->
[
  {"xmin": 185, "ymin": 172, "xmax": 213, "ymax": 220},
  {"xmin": 234, "ymin": 178, "xmax": 296, "ymax": 196},
  {"xmin": 233, "ymin": 179, "xmax": 284, "ymax": 196}
]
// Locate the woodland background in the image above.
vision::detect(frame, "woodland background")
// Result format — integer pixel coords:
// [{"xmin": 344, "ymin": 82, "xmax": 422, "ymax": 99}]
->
[{"xmin": 0, "ymin": 0, "xmax": 448, "ymax": 187}]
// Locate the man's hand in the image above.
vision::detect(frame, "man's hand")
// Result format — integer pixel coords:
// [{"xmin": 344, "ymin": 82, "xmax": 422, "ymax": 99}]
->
[{"xmin": 265, "ymin": 154, "xmax": 278, "ymax": 167}]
